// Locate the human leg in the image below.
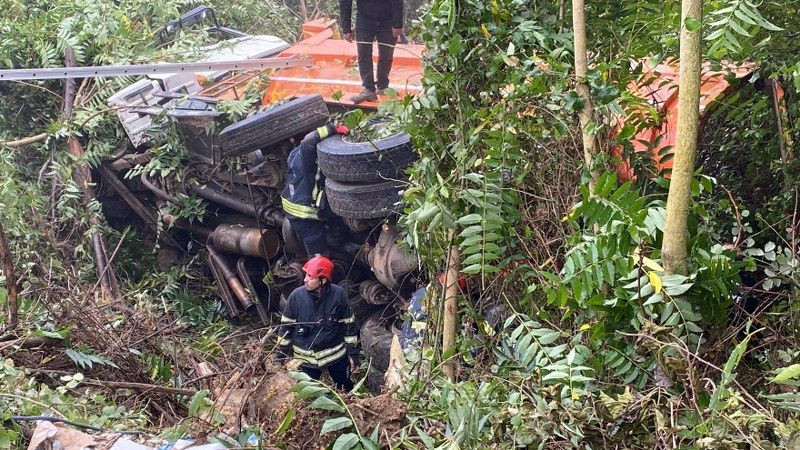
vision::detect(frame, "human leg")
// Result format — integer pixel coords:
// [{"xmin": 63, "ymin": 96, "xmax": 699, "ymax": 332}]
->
[
  {"xmin": 301, "ymin": 365, "xmax": 322, "ymax": 380},
  {"xmin": 326, "ymin": 356, "xmax": 354, "ymax": 391},
  {"xmin": 355, "ymin": 28, "xmax": 376, "ymax": 92},
  {"xmin": 375, "ymin": 28, "xmax": 397, "ymax": 91},
  {"xmin": 287, "ymin": 216, "xmax": 327, "ymax": 256}
]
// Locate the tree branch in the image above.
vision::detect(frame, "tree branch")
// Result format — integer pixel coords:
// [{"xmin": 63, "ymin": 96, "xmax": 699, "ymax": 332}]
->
[{"xmin": 0, "ymin": 133, "xmax": 48, "ymax": 148}]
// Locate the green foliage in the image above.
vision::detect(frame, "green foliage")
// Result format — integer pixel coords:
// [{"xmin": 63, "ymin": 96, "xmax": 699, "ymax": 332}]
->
[
  {"xmin": 550, "ymin": 172, "xmax": 723, "ymax": 355},
  {"xmin": 0, "ymin": 361, "xmax": 148, "ymax": 447},
  {"xmin": 495, "ymin": 314, "xmax": 594, "ymax": 403},
  {"xmin": 399, "ymin": 0, "xmax": 586, "ymax": 288},
  {"xmin": 65, "ymin": 346, "xmax": 119, "ymax": 369},
  {"xmin": 204, "ymin": 0, "xmax": 299, "ymax": 40},
  {"xmin": 395, "ymin": 0, "xmax": 799, "ymax": 445},
  {"xmin": 285, "ymin": 372, "xmax": 380, "ymax": 450},
  {"xmin": 705, "ymin": 0, "xmax": 782, "ymax": 57}
]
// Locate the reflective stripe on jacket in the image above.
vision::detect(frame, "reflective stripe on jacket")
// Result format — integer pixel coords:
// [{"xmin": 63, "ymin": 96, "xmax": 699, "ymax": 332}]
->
[{"xmin": 277, "ymin": 283, "xmax": 358, "ymax": 368}]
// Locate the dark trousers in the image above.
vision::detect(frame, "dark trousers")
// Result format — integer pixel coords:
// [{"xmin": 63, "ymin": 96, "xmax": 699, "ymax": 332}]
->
[
  {"xmin": 301, "ymin": 356, "xmax": 354, "ymax": 391},
  {"xmin": 287, "ymin": 215, "xmax": 327, "ymax": 256},
  {"xmin": 355, "ymin": 28, "xmax": 397, "ymax": 92}
]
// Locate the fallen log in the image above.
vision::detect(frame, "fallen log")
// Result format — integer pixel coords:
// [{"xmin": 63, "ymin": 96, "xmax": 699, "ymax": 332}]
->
[{"xmin": 0, "ymin": 336, "xmax": 63, "ymax": 351}]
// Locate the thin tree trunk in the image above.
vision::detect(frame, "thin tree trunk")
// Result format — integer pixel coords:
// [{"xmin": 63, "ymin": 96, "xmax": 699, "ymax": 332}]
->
[
  {"xmin": 572, "ymin": 0, "xmax": 599, "ymax": 190},
  {"xmin": 661, "ymin": 0, "xmax": 702, "ymax": 274},
  {"xmin": 63, "ymin": 48, "xmax": 122, "ymax": 302},
  {"xmin": 298, "ymin": 0, "xmax": 308, "ymax": 23},
  {"xmin": 0, "ymin": 219, "xmax": 18, "ymax": 330},
  {"xmin": 442, "ymin": 244, "xmax": 460, "ymax": 381},
  {"xmin": 767, "ymin": 80, "xmax": 795, "ymax": 189}
]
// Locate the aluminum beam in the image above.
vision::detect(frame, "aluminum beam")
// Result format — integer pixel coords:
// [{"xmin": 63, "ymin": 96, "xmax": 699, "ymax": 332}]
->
[{"xmin": 0, "ymin": 57, "xmax": 311, "ymax": 81}]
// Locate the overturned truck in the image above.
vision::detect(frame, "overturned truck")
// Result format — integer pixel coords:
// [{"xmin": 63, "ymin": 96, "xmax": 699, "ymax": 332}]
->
[{"xmin": 102, "ymin": 13, "xmax": 425, "ymax": 392}]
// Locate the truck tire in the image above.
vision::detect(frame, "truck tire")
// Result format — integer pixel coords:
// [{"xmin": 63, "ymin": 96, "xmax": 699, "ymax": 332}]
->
[
  {"xmin": 325, "ymin": 179, "xmax": 404, "ymax": 219},
  {"xmin": 316, "ymin": 133, "xmax": 415, "ymax": 182},
  {"xmin": 218, "ymin": 95, "xmax": 329, "ymax": 157},
  {"xmin": 348, "ymin": 294, "xmax": 381, "ymax": 331},
  {"xmin": 360, "ymin": 311, "xmax": 393, "ymax": 372},
  {"xmin": 365, "ymin": 366, "xmax": 385, "ymax": 393}
]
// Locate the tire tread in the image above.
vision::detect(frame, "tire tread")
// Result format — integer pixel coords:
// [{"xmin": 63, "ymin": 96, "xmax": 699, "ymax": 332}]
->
[{"xmin": 219, "ymin": 95, "xmax": 329, "ymax": 156}]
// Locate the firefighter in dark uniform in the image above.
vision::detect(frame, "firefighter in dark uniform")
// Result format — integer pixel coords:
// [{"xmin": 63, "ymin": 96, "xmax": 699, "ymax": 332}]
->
[
  {"xmin": 280, "ymin": 122, "xmax": 349, "ymax": 256},
  {"xmin": 277, "ymin": 255, "xmax": 359, "ymax": 391},
  {"xmin": 339, "ymin": 0, "xmax": 405, "ymax": 104}
]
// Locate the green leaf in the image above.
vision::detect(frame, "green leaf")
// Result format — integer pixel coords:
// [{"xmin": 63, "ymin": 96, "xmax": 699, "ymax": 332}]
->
[
  {"xmin": 310, "ymin": 396, "xmax": 345, "ymax": 412},
  {"xmin": 321, "ymin": 417, "xmax": 353, "ymax": 435},
  {"xmin": 537, "ymin": 331, "xmax": 561, "ymax": 345},
  {"xmin": 542, "ymin": 371, "xmax": 568, "ymax": 381},
  {"xmin": 0, "ymin": 429, "xmax": 13, "ymax": 449},
  {"xmin": 733, "ymin": 9, "xmax": 758, "ymax": 26},
  {"xmin": 710, "ymin": 331, "xmax": 754, "ymax": 414},
  {"xmin": 360, "ymin": 436, "xmax": 380, "ymax": 450},
  {"xmin": 506, "ymin": 42, "xmax": 515, "ymax": 56},
  {"xmin": 705, "ymin": 28, "xmax": 726, "ymax": 42},
  {"xmin": 664, "ymin": 283, "xmax": 693, "ymax": 296},
  {"xmin": 773, "ymin": 364, "xmax": 800, "ymax": 383},
  {"xmin": 684, "ymin": 17, "xmax": 701, "ymax": 32},
  {"xmin": 332, "ymin": 433, "xmax": 360, "ymax": 450},
  {"xmin": 728, "ymin": 18, "xmax": 751, "ymax": 37},
  {"xmin": 276, "ymin": 407, "xmax": 295, "ymax": 436},
  {"xmin": 188, "ymin": 390, "xmax": 208, "ymax": 417},
  {"xmin": 461, "ymin": 263, "xmax": 482, "ymax": 274},
  {"xmin": 456, "ymin": 213, "xmax": 483, "ymax": 225},
  {"xmin": 296, "ymin": 385, "xmax": 326, "ymax": 399},
  {"xmin": 740, "ymin": 4, "xmax": 782, "ymax": 31},
  {"xmin": 369, "ymin": 424, "xmax": 381, "ymax": 445},
  {"xmin": 724, "ymin": 29, "xmax": 742, "ymax": 50},
  {"xmin": 414, "ymin": 425, "xmax": 435, "ymax": 448}
]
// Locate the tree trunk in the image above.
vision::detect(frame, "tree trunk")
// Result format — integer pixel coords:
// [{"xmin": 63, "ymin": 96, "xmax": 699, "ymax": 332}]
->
[
  {"xmin": 661, "ymin": 0, "xmax": 702, "ymax": 274},
  {"xmin": 298, "ymin": 0, "xmax": 308, "ymax": 23},
  {"xmin": 64, "ymin": 48, "xmax": 122, "ymax": 303},
  {"xmin": 442, "ymin": 244, "xmax": 460, "ymax": 381},
  {"xmin": 767, "ymin": 80, "xmax": 795, "ymax": 189},
  {"xmin": 0, "ymin": 219, "xmax": 18, "ymax": 330},
  {"xmin": 572, "ymin": 0, "xmax": 599, "ymax": 189}
]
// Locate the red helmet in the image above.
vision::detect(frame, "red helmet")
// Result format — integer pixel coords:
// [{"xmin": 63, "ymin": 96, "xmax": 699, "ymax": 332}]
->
[{"xmin": 302, "ymin": 255, "xmax": 334, "ymax": 281}]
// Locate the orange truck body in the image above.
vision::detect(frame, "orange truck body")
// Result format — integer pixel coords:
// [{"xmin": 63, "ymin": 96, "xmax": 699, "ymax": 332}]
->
[
  {"xmin": 201, "ymin": 20, "xmax": 755, "ymax": 175},
  {"xmin": 200, "ymin": 18, "xmax": 424, "ymax": 109},
  {"xmin": 617, "ymin": 62, "xmax": 754, "ymax": 179}
]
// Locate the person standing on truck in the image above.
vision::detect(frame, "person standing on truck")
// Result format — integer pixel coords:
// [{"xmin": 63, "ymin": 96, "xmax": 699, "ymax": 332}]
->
[
  {"xmin": 277, "ymin": 255, "xmax": 359, "ymax": 391},
  {"xmin": 339, "ymin": 0, "xmax": 405, "ymax": 104},
  {"xmin": 280, "ymin": 122, "xmax": 349, "ymax": 257}
]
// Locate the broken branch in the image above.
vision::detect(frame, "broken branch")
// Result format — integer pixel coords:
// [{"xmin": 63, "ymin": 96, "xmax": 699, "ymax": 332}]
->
[
  {"xmin": 80, "ymin": 379, "xmax": 197, "ymax": 396},
  {"xmin": 0, "ymin": 133, "xmax": 48, "ymax": 148}
]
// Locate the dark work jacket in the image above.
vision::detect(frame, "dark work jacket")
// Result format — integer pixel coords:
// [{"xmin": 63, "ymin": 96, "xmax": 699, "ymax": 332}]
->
[
  {"xmin": 280, "ymin": 125, "xmax": 335, "ymax": 220},
  {"xmin": 339, "ymin": 0, "xmax": 404, "ymax": 34},
  {"xmin": 277, "ymin": 284, "xmax": 358, "ymax": 368}
]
